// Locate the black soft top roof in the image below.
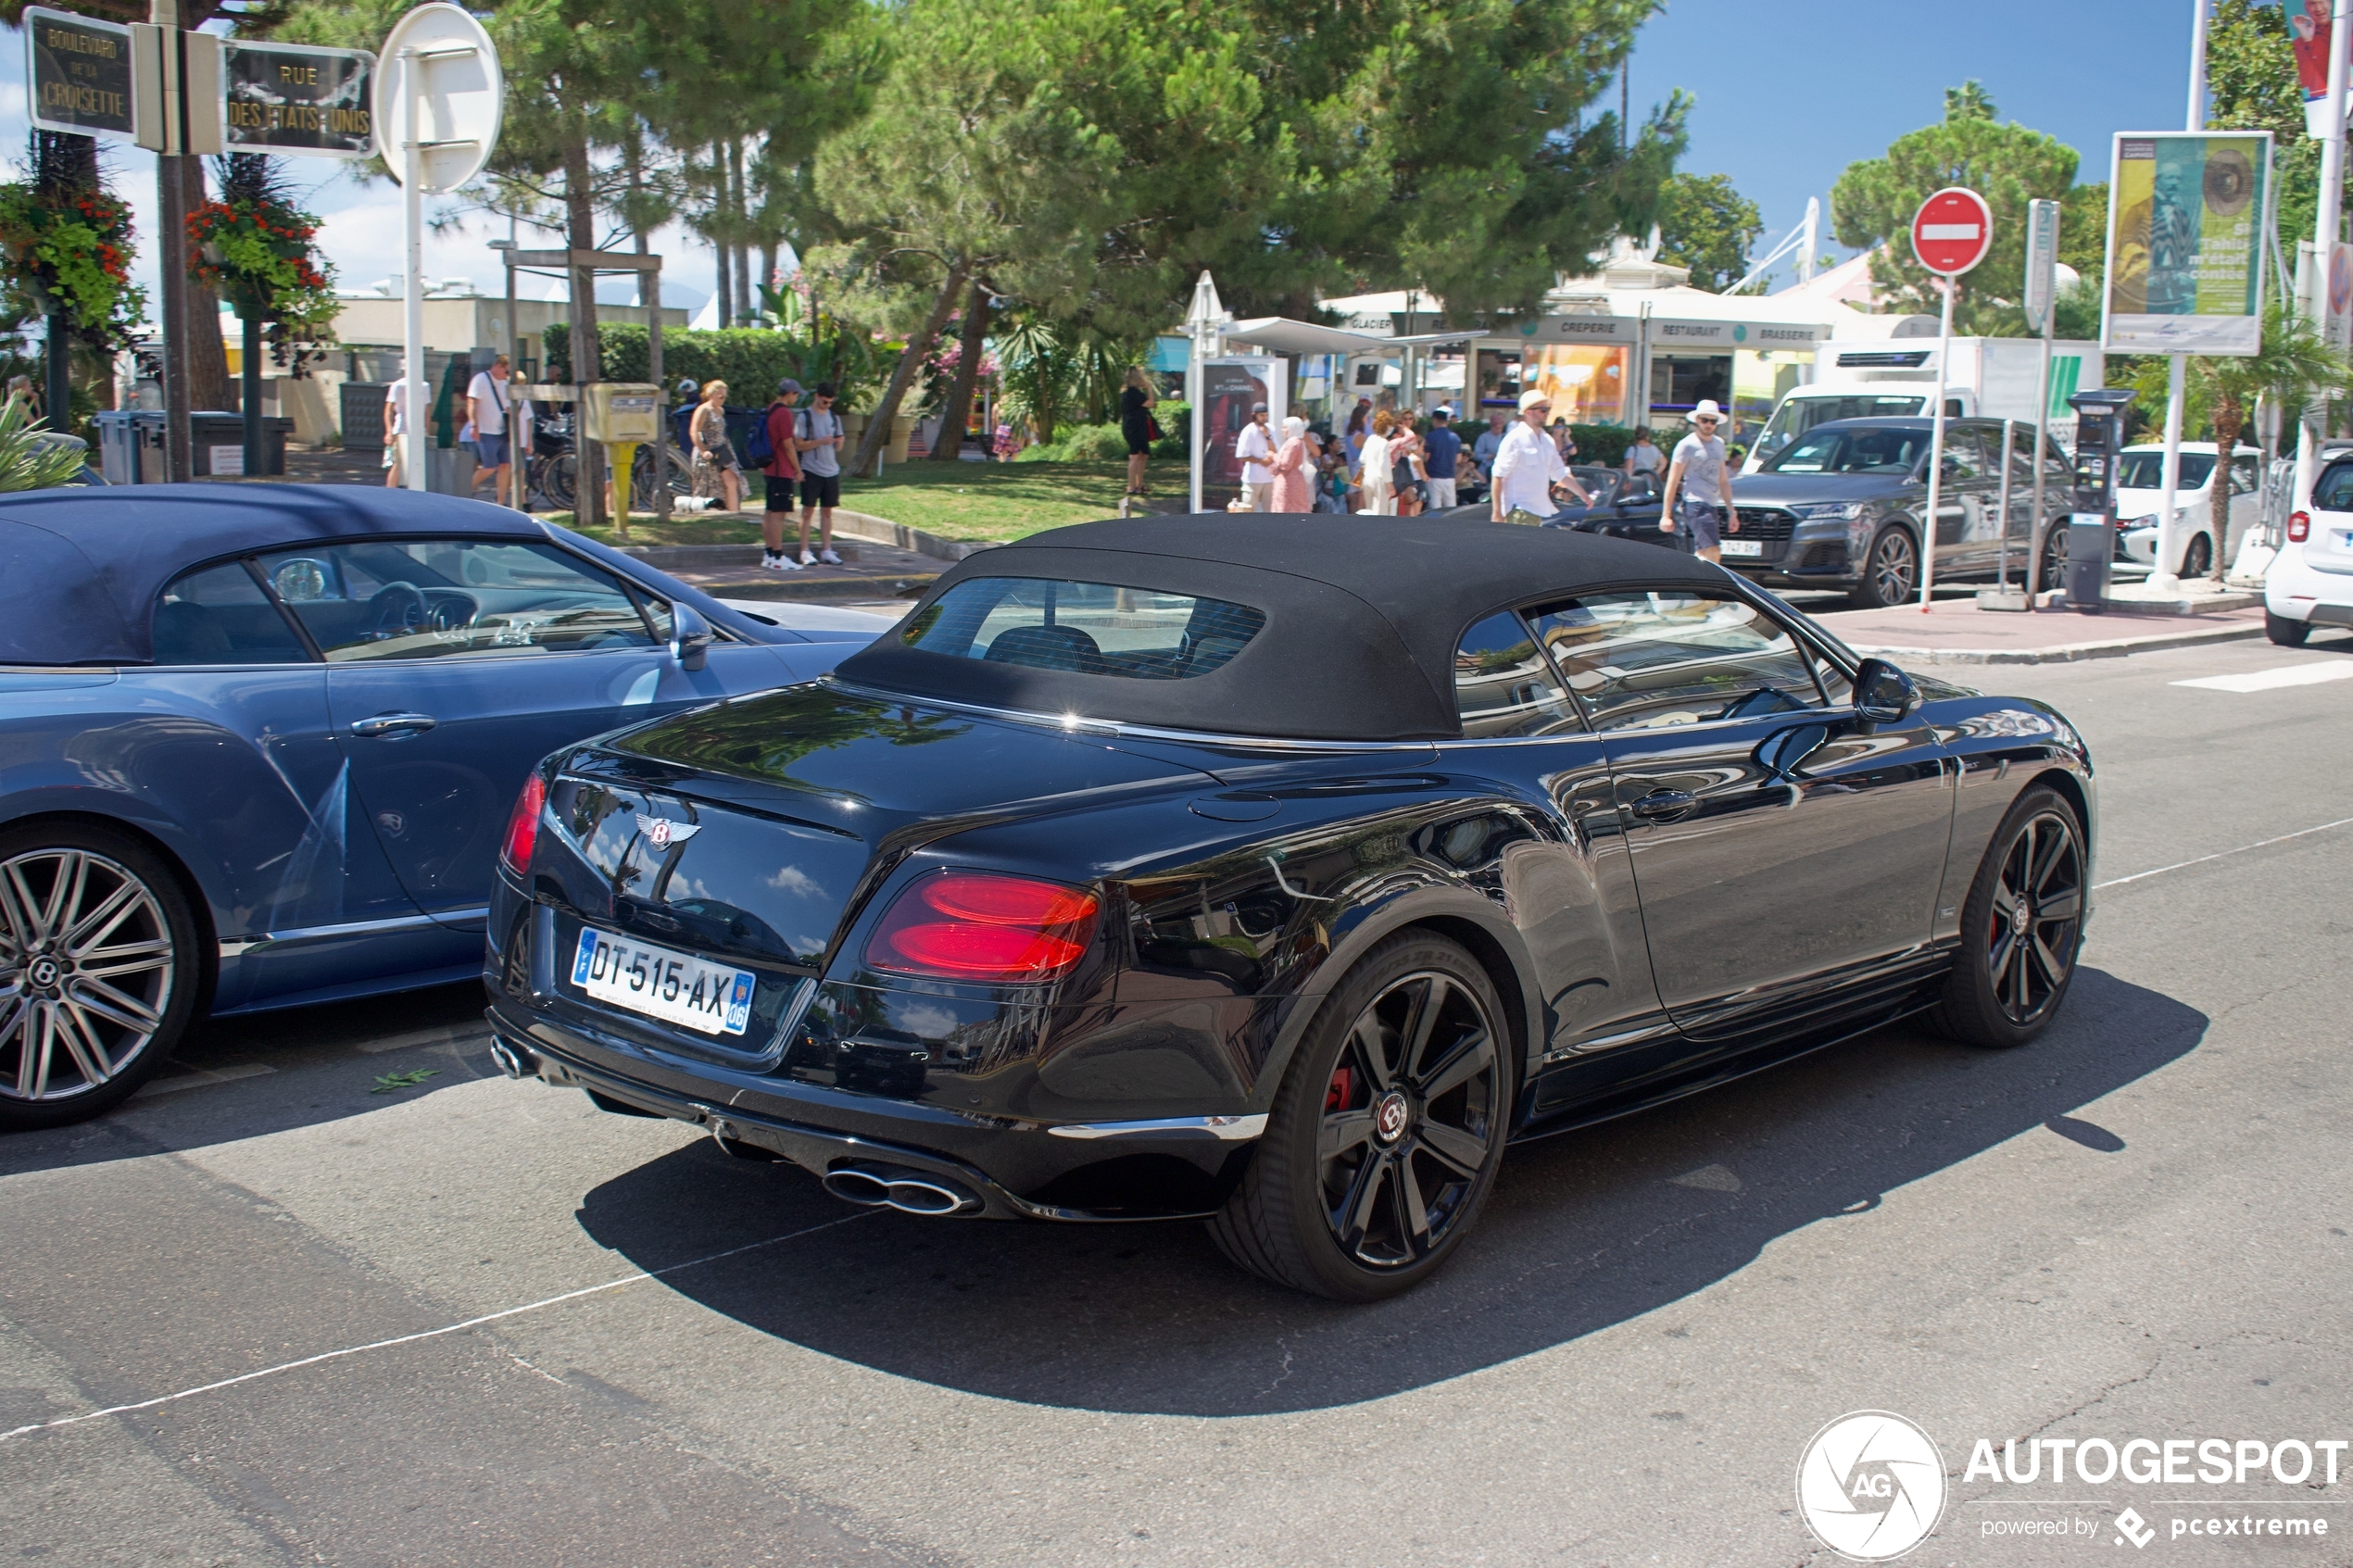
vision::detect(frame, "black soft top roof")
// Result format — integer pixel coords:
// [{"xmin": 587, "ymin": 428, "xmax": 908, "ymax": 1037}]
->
[{"xmin": 834, "ymin": 515, "xmax": 1728, "ymax": 741}]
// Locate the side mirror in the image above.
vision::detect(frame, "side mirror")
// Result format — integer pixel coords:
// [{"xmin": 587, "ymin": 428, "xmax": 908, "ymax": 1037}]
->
[
  {"xmin": 670, "ymin": 601, "xmax": 713, "ymax": 672},
  {"xmin": 1852, "ymin": 657, "xmax": 1919, "ymax": 725}
]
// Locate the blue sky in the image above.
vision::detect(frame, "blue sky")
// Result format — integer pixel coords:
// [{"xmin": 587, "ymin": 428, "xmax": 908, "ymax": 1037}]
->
[
  {"xmin": 1, "ymin": 1, "xmax": 2223, "ymax": 320},
  {"xmin": 1628, "ymin": 0, "xmax": 2208, "ymax": 286}
]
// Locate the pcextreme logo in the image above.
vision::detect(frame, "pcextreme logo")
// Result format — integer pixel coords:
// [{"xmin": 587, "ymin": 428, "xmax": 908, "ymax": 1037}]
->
[{"xmin": 1796, "ymin": 1411, "xmax": 1948, "ymax": 1562}]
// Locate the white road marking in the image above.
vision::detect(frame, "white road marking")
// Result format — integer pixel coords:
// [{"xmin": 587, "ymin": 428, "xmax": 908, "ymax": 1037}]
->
[
  {"xmin": 2171, "ymin": 662, "xmax": 2353, "ymax": 693},
  {"xmin": 2095, "ymin": 816, "xmax": 2353, "ymax": 890},
  {"xmin": 0, "ymin": 1210, "xmax": 872, "ymax": 1444}
]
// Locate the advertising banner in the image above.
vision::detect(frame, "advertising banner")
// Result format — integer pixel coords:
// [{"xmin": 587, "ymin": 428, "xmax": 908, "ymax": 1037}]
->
[
  {"xmin": 23, "ymin": 6, "xmax": 136, "ymax": 141},
  {"xmin": 1198, "ymin": 357, "xmax": 1282, "ymax": 509},
  {"xmin": 2290, "ymin": 0, "xmax": 2348, "ymax": 138},
  {"xmin": 220, "ymin": 42, "xmax": 376, "ymax": 157},
  {"xmin": 2102, "ymin": 132, "xmax": 2272, "ymax": 357}
]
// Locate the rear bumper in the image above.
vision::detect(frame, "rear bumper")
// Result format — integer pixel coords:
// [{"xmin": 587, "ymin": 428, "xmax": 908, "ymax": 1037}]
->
[
  {"xmin": 2264, "ymin": 546, "xmax": 2353, "ymax": 621},
  {"xmin": 484, "ymin": 996, "xmax": 1260, "ymax": 1223}
]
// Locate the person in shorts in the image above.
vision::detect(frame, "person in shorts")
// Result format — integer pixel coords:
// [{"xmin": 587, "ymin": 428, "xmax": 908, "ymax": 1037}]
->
[
  {"xmin": 1422, "ymin": 408, "xmax": 1461, "ymax": 510},
  {"xmin": 1658, "ymin": 398, "xmax": 1736, "ymax": 563},
  {"xmin": 466, "ymin": 353, "xmax": 517, "ymax": 507},
  {"xmin": 794, "ymin": 382, "xmax": 847, "ymax": 564},
  {"xmin": 760, "ymin": 379, "xmax": 805, "ymax": 571}
]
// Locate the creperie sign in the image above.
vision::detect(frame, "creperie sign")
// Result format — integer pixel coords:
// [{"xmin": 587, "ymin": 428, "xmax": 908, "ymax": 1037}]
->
[{"xmin": 1912, "ymin": 186, "xmax": 1994, "ymax": 277}]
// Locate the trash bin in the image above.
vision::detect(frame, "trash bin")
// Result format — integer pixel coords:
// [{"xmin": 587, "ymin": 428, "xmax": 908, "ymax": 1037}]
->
[
  {"xmin": 92, "ymin": 409, "xmax": 169, "ymax": 483},
  {"xmin": 187, "ymin": 412, "xmax": 293, "ymax": 477},
  {"xmin": 2065, "ymin": 515, "xmax": 2111, "ymax": 612}
]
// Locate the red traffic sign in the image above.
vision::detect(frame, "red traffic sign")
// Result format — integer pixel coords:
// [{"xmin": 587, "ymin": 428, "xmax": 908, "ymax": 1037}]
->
[{"xmin": 1911, "ymin": 187, "xmax": 1993, "ymax": 276}]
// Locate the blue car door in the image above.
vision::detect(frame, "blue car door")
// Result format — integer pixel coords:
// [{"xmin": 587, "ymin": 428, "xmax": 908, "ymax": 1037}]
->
[{"xmin": 255, "ymin": 536, "xmax": 780, "ymax": 923}]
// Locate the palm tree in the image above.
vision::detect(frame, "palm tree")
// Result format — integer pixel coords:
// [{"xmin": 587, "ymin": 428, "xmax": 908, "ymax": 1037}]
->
[
  {"xmin": 2129, "ymin": 304, "xmax": 2353, "ymax": 580},
  {"xmin": 0, "ymin": 392, "xmax": 96, "ymax": 491}
]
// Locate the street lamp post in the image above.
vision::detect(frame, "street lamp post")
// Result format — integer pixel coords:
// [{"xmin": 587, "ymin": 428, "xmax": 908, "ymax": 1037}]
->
[{"xmin": 1184, "ymin": 270, "xmax": 1228, "ymax": 515}]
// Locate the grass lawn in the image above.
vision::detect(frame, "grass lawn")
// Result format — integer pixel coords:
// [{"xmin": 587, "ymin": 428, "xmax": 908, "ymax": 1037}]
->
[{"xmin": 546, "ymin": 458, "xmax": 1139, "ymax": 548}]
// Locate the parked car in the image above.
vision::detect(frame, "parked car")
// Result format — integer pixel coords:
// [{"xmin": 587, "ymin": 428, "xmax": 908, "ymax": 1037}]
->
[
  {"xmin": 486, "ymin": 515, "xmax": 2095, "ymax": 1301},
  {"xmin": 1714, "ymin": 417, "xmax": 2072, "ymax": 608},
  {"xmin": 2267, "ymin": 451, "xmax": 2353, "ymax": 645},
  {"xmin": 0, "ymin": 485, "xmax": 887, "ymax": 1129},
  {"xmin": 2109, "ymin": 442, "xmax": 2262, "ymax": 577}
]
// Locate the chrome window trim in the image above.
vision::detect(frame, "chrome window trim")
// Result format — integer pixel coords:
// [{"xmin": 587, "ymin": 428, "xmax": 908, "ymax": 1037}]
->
[{"xmin": 1046, "ymin": 1113, "xmax": 1268, "ymax": 1142}]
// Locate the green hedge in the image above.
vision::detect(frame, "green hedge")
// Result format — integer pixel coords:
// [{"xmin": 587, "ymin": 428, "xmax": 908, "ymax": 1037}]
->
[{"xmin": 544, "ymin": 323, "xmax": 875, "ymax": 407}]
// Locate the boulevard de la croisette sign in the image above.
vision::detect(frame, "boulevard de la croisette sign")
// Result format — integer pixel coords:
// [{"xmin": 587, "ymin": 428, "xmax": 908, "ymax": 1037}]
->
[{"xmin": 23, "ymin": 6, "xmax": 136, "ymax": 141}]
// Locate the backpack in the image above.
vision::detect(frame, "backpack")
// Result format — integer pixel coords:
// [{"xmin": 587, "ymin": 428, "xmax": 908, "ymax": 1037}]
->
[{"xmin": 743, "ymin": 406, "xmax": 775, "ymax": 467}]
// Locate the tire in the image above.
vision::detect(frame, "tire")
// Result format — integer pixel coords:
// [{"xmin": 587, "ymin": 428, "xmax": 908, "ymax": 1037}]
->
[
  {"xmin": 1927, "ymin": 785, "xmax": 2085, "ymax": 1049},
  {"xmin": 2182, "ymin": 532, "xmax": 2213, "ymax": 578},
  {"xmin": 2266, "ymin": 609, "xmax": 2311, "ymax": 647},
  {"xmin": 0, "ymin": 822, "xmax": 203, "ymax": 1131},
  {"xmin": 1208, "ymin": 931, "xmax": 1513, "ymax": 1300},
  {"xmin": 1846, "ymin": 524, "xmax": 1919, "ymax": 610}
]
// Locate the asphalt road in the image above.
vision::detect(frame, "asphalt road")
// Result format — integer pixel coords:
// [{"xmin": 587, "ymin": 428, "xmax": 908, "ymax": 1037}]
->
[{"xmin": 5, "ymin": 630, "xmax": 2350, "ymax": 1568}]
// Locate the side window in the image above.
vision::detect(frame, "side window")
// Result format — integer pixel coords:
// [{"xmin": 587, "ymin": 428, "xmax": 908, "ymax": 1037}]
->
[
  {"xmin": 1526, "ymin": 591, "xmax": 1826, "ymax": 733},
  {"xmin": 1937, "ymin": 428, "xmax": 1985, "ymax": 481},
  {"xmin": 152, "ymin": 562, "xmax": 310, "ymax": 666},
  {"xmin": 2231, "ymin": 456, "xmax": 2259, "ymax": 495},
  {"xmin": 252, "ymin": 539, "xmax": 657, "ymax": 662},
  {"xmin": 1453, "ymin": 611, "xmax": 1583, "ymax": 739}
]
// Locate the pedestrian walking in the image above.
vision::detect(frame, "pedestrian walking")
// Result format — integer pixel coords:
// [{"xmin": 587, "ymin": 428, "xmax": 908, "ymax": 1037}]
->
[
  {"xmin": 1343, "ymin": 402, "xmax": 1370, "ymax": 476},
  {"xmin": 1236, "ymin": 402, "xmax": 1277, "ymax": 510},
  {"xmin": 1356, "ymin": 410, "xmax": 1399, "ymax": 515},
  {"xmin": 1422, "ymin": 408, "xmax": 1462, "ymax": 510},
  {"xmin": 1489, "ymin": 389, "xmax": 1588, "ymax": 523},
  {"xmin": 759, "ymin": 378, "xmax": 805, "ymax": 571},
  {"xmin": 690, "ymin": 381, "xmax": 743, "ymax": 512},
  {"xmin": 795, "ymin": 381, "xmax": 848, "ymax": 564},
  {"xmin": 1269, "ymin": 415, "xmax": 1313, "ymax": 511},
  {"xmin": 1658, "ymin": 398, "xmax": 1737, "ymax": 563},
  {"xmin": 381, "ymin": 368, "xmax": 409, "ymax": 488},
  {"xmin": 466, "ymin": 352, "xmax": 517, "ymax": 507},
  {"xmin": 1550, "ymin": 417, "xmax": 1579, "ymax": 467},
  {"xmin": 1390, "ymin": 413, "xmax": 1428, "ymax": 517},
  {"xmin": 1470, "ymin": 410, "xmax": 1508, "ymax": 496},
  {"xmin": 1120, "ymin": 366, "xmax": 1157, "ymax": 497}
]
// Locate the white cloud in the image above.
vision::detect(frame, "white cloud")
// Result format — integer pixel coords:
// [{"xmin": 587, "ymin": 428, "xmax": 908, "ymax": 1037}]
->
[{"xmin": 765, "ymin": 865, "xmax": 825, "ymax": 899}]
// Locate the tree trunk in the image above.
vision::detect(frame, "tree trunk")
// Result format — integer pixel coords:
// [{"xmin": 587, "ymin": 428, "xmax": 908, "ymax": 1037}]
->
[
  {"xmin": 927, "ymin": 278, "xmax": 988, "ymax": 462},
  {"xmin": 562, "ymin": 131, "xmax": 604, "ymax": 529},
  {"xmin": 2210, "ymin": 397, "xmax": 2241, "ymax": 583},
  {"xmin": 849, "ymin": 262, "xmax": 967, "ymax": 479},
  {"xmin": 711, "ymin": 143, "xmax": 733, "ymax": 330},
  {"xmin": 179, "ymin": 158, "xmax": 234, "ymax": 413}
]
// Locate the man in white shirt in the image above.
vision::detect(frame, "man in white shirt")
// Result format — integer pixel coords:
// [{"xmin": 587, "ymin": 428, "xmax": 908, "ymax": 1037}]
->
[
  {"xmin": 1490, "ymin": 388, "xmax": 1589, "ymax": 521},
  {"xmin": 466, "ymin": 353, "xmax": 518, "ymax": 506},
  {"xmin": 381, "ymin": 371, "xmax": 409, "ymax": 488},
  {"xmin": 1235, "ymin": 402, "xmax": 1277, "ymax": 511}
]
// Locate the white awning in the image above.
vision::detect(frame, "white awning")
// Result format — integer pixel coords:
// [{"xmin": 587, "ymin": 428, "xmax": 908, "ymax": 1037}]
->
[{"xmin": 1223, "ymin": 317, "xmax": 1394, "ymax": 356}]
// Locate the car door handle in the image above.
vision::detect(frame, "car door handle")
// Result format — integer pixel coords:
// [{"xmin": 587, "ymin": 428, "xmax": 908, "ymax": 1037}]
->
[
  {"xmin": 1628, "ymin": 789, "xmax": 1695, "ymax": 820},
  {"xmin": 351, "ymin": 711, "xmax": 436, "ymax": 738}
]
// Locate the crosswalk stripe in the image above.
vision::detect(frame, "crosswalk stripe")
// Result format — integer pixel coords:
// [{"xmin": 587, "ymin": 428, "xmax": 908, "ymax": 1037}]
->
[{"xmin": 2171, "ymin": 662, "xmax": 2353, "ymax": 693}]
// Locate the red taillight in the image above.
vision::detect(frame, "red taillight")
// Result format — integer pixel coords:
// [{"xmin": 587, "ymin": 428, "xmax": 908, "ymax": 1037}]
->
[
  {"xmin": 864, "ymin": 872, "xmax": 1100, "ymax": 984},
  {"xmin": 500, "ymin": 773, "xmax": 545, "ymax": 873},
  {"xmin": 2288, "ymin": 510, "xmax": 2311, "ymax": 543}
]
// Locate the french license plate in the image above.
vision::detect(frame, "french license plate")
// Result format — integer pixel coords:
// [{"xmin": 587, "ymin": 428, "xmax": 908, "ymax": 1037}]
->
[
  {"xmin": 570, "ymin": 927, "xmax": 755, "ymax": 1036},
  {"xmin": 1719, "ymin": 538, "xmax": 1764, "ymax": 558}
]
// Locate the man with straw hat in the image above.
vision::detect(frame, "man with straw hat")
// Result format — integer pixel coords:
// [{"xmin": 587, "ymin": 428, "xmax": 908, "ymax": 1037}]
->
[{"xmin": 1658, "ymin": 398, "xmax": 1738, "ymax": 563}]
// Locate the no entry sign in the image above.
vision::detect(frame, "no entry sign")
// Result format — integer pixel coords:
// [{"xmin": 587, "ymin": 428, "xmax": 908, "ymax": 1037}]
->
[{"xmin": 1911, "ymin": 187, "xmax": 1993, "ymax": 276}]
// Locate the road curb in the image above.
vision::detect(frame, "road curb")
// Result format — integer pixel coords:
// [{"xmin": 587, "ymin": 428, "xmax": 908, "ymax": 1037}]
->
[
  {"xmin": 828, "ymin": 509, "xmax": 998, "ymax": 563},
  {"xmin": 1846, "ymin": 619, "xmax": 2265, "ymax": 665}
]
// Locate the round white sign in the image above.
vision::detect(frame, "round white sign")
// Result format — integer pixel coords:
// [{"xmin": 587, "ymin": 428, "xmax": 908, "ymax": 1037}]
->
[
  {"xmin": 1794, "ymin": 1410, "xmax": 1948, "ymax": 1562},
  {"xmin": 372, "ymin": 2, "xmax": 502, "ymax": 194}
]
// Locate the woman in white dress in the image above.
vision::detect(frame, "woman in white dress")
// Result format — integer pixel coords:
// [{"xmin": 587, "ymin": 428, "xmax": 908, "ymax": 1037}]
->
[{"xmin": 1355, "ymin": 409, "xmax": 1398, "ymax": 515}]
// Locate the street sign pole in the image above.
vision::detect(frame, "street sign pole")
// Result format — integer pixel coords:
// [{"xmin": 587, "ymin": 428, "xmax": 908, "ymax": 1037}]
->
[
  {"xmin": 2297, "ymin": 0, "xmax": 2351, "ymax": 548},
  {"xmin": 1908, "ymin": 185, "xmax": 1994, "ymax": 612},
  {"xmin": 2022, "ymin": 197, "xmax": 2062, "ymax": 606},
  {"xmin": 401, "ymin": 130, "xmax": 425, "ymax": 491}
]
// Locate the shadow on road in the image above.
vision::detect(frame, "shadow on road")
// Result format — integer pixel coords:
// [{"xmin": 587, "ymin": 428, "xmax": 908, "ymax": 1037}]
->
[{"xmin": 575, "ymin": 967, "xmax": 2205, "ymax": 1416}]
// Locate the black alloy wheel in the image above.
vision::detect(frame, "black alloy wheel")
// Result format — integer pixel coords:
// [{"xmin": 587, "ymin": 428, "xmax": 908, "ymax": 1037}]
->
[
  {"xmin": 1849, "ymin": 524, "xmax": 1919, "ymax": 610},
  {"xmin": 2182, "ymin": 532, "xmax": 2213, "ymax": 578},
  {"xmin": 0, "ymin": 822, "xmax": 202, "ymax": 1130},
  {"xmin": 2037, "ymin": 524, "xmax": 2067, "ymax": 598},
  {"xmin": 1930, "ymin": 785, "xmax": 2085, "ymax": 1048},
  {"xmin": 2265, "ymin": 609, "xmax": 2311, "ymax": 647},
  {"xmin": 1210, "ymin": 932, "xmax": 1510, "ymax": 1300}
]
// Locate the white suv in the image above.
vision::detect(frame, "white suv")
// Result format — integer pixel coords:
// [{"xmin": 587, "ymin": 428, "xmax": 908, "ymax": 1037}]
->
[
  {"xmin": 2267, "ymin": 455, "xmax": 2353, "ymax": 646},
  {"xmin": 2113, "ymin": 442, "xmax": 2261, "ymax": 576}
]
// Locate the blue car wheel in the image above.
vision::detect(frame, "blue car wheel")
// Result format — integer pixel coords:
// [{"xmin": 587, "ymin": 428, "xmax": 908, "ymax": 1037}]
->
[{"xmin": 0, "ymin": 822, "xmax": 202, "ymax": 1130}]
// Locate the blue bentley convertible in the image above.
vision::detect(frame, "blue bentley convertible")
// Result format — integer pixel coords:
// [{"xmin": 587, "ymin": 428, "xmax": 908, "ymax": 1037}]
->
[{"xmin": 0, "ymin": 485, "xmax": 884, "ymax": 1128}]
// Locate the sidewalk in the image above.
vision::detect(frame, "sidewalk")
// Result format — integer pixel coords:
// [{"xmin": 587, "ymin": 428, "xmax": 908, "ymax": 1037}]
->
[
  {"xmin": 614, "ymin": 538, "xmax": 940, "ymax": 602},
  {"xmin": 1816, "ymin": 596, "xmax": 2266, "ymax": 665}
]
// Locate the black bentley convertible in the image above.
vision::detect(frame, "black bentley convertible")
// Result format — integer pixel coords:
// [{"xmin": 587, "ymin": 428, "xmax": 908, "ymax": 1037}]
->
[{"xmin": 484, "ymin": 517, "xmax": 2095, "ymax": 1300}]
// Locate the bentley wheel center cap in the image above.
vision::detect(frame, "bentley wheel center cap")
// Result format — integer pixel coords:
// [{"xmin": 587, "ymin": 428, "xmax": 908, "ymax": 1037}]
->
[
  {"xmin": 28, "ymin": 956, "xmax": 60, "ymax": 989},
  {"xmin": 1373, "ymin": 1090, "xmax": 1411, "ymax": 1144}
]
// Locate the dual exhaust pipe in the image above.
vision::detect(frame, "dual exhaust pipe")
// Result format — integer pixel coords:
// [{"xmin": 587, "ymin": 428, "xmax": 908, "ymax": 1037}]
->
[{"xmin": 821, "ymin": 1161, "xmax": 983, "ymax": 1217}]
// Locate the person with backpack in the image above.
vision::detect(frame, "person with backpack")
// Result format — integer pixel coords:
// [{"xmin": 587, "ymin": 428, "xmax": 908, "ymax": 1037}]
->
[
  {"xmin": 755, "ymin": 379, "xmax": 805, "ymax": 571},
  {"xmin": 793, "ymin": 382, "xmax": 848, "ymax": 565}
]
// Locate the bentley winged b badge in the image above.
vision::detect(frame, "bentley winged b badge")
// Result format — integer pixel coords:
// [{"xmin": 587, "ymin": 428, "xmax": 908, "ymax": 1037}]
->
[{"xmin": 635, "ymin": 813, "xmax": 702, "ymax": 850}]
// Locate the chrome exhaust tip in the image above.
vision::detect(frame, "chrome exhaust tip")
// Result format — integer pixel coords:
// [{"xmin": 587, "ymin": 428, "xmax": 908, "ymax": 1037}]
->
[
  {"xmin": 822, "ymin": 1162, "xmax": 982, "ymax": 1216},
  {"xmin": 488, "ymin": 1036, "xmax": 535, "ymax": 1080}
]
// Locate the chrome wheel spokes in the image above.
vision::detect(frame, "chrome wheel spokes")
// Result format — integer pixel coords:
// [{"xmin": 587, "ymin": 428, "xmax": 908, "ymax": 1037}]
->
[
  {"xmin": 0, "ymin": 849, "xmax": 175, "ymax": 1102},
  {"xmin": 1318, "ymin": 971, "xmax": 1501, "ymax": 1268},
  {"xmin": 1875, "ymin": 533, "xmax": 1917, "ymax": 604},
  {"xmin": 1986, "ymin": 812, "xmax": 2082, "ymax": 1026}
]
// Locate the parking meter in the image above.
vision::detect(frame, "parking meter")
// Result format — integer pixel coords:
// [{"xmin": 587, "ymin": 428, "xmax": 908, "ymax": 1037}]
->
[{"xmin": 2063, "ymin": 389, "xmax": 2134, "ymax": 612}]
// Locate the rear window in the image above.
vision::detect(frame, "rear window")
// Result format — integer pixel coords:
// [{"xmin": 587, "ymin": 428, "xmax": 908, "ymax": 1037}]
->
[
  {"xmin": 900, "ymin": 578, "xmax": 1265, "ymax": 679},
  {"xmin": 2316, "ymin": 461, "xmax": 2353, "ymax": 511}
]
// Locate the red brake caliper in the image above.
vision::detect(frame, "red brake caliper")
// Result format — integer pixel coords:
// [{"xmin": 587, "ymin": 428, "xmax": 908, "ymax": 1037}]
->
[{"xmin": 1325, "ymin": 1063, "xmax": 1354, "ymax": 1112}]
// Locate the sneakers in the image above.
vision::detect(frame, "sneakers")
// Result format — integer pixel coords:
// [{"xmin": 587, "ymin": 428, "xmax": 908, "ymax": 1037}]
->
[
  {"xmin": 818, "ymin": 548, "xmax": 842, "ymax": 565},
  {"xmin": 799, "ymin": 549, "xmax": 818, "ymax": 566},
  {"xmin": 761, "ymin": 551, "xmax": 799, "ymax": 571}
]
